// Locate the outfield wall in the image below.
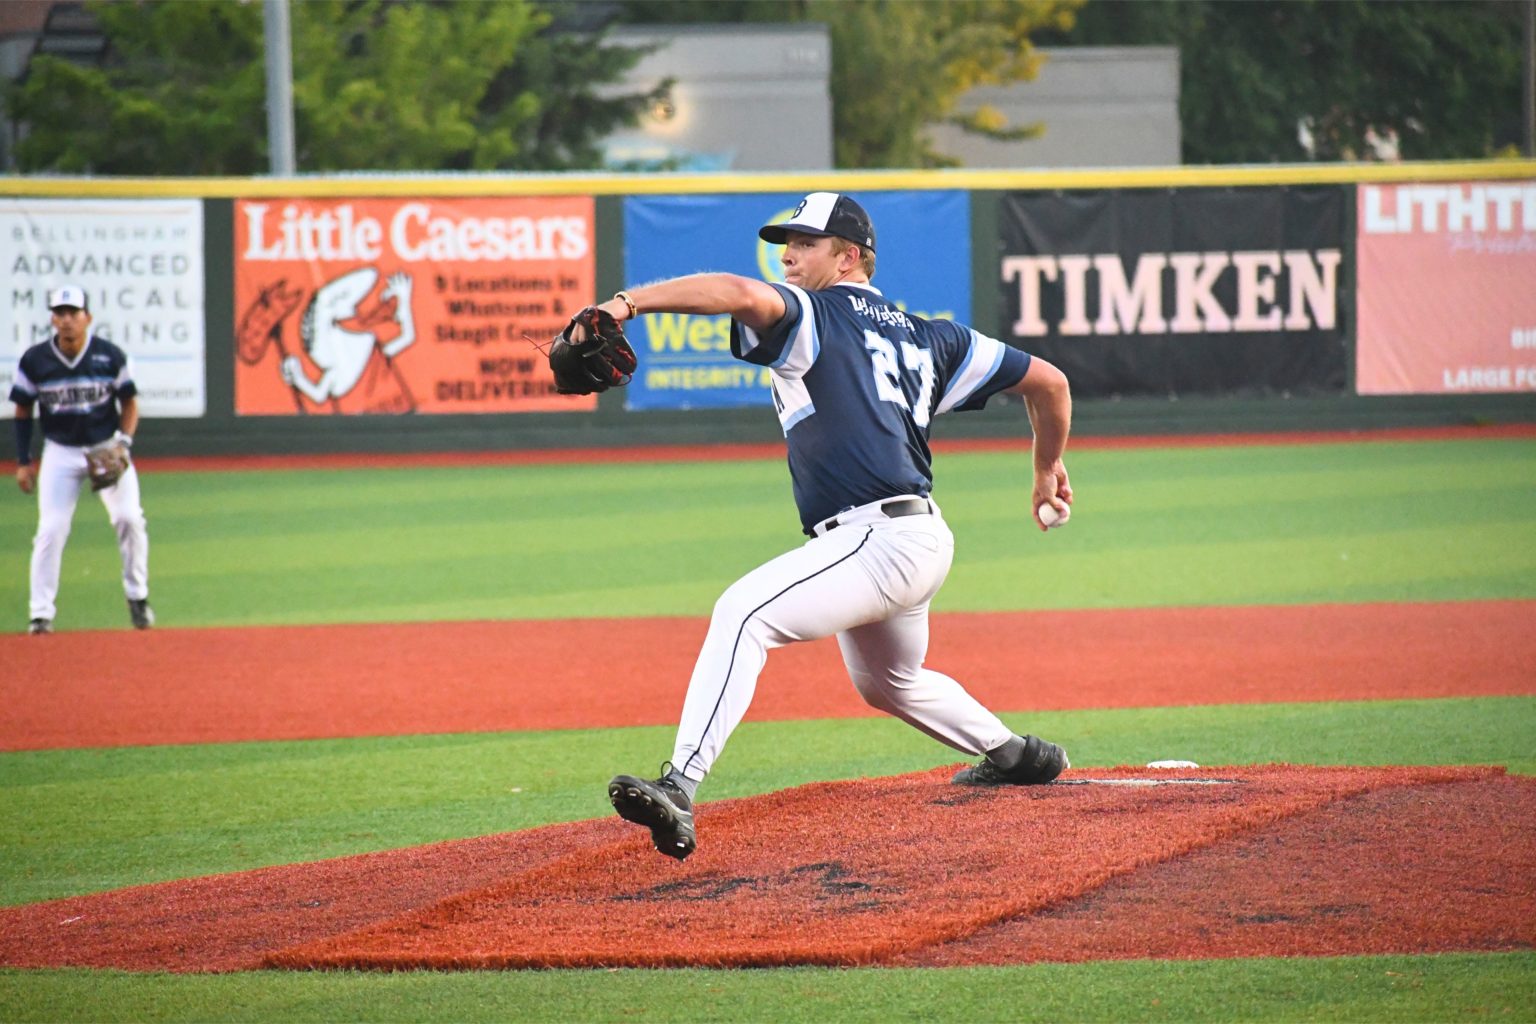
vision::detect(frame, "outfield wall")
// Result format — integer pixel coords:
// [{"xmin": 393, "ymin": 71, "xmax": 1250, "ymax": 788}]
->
[{"xmin": 3, "ymin": 162, "xmax": 1534, "ymax": 457}]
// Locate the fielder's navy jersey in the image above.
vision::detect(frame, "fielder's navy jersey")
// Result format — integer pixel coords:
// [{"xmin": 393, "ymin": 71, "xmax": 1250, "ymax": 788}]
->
[
  {"xmin": 732, "ymin": 282, "xmax": 1029, "ymax": 534},
  {"xmin": 8, "ymin": 335, "xmax": 137, "ymax": 447}
]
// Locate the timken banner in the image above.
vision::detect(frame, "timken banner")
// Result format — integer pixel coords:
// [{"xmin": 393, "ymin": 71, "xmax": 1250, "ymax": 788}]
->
[
  {"xmin": 999, "ymin": 187, "xmax": 1346, "ymax": 397},
  {"xmin": 1356, "ymin": 180, "xmax": 1536, "ymax": 394},
  {"xmin": 234, "ymin": 196, "xmax": 595, "ymax": 414}
]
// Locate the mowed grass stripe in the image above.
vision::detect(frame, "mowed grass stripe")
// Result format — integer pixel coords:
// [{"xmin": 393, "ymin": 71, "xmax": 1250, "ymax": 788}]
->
[
  {"xmin": 1, "ymin": 437, "xmax": 1532, "ymax": 629},
  {"xmin": 1, "ymin": 952, "xmax": 1532, "ymax": 1023},
  {"xmin": 2, "ymin": 696, "xmax": 1531, "ymax": 907}
]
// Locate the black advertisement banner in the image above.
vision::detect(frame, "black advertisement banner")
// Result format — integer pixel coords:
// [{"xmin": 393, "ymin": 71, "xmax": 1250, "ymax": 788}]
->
[{"xmin": 998, "ymin": 187, "xmax": 1347, "ymax": 397}]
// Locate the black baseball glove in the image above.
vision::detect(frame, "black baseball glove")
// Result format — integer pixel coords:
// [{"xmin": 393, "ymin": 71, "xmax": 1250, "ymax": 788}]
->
[{"xmin": 549, "ymin": 306, "xmax": 638, "ymax": 395}]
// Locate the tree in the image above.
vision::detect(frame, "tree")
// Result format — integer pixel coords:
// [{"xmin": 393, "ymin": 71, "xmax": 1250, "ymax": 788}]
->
[
  {"xmin": 615, "ymin": 0, "xmax": 1082, "ymax": 168},
  {"xmin": 1046, "ymin": 0, "xmax": 1528, "ymax": 162},
  {"xmin": 6, "ymin": 1, "xmax": 268, "ymax": 174},
  {"xmin": 5, "ymin": 0, "xmax": 666, "ymax": 174},
  {"xmin": 291, "ymin": 0, "xmax": 546, "ymax": 172}
]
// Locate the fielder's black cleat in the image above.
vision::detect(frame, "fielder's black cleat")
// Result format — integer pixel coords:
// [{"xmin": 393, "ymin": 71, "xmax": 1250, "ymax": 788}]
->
[
  {"xmin": 27, "ymin": 618, "xmax": 53, "ymax": 636},
  {"xmin": 952, "ymin": 734, "xmax": 1070, "ymax": 786},
  {"xmin": 128, "ymin": 598, "xmax": 154, "ymax": 630},
  {"xmin": 609, "ymin": 771, "xmax": 696, "ymax": 861}
]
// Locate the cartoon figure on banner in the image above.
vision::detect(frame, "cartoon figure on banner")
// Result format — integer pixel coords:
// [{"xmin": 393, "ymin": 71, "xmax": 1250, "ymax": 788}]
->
[
  {"xmin": 236, "ymin": 278, "xmax": 306, "ymax": 412},
  {"xmin": 236, "ymin": 267, "xmax": 418, "ymax": 414}
]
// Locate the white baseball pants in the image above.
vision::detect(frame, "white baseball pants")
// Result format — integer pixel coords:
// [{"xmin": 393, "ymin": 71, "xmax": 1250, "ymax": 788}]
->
[
  {"xmin": 29, "ymin": 438, "xmax": 150, "ymax": 621},
  {"xmin": 671, "ymin": 496, "xmax": 1013, "ymax": 782}
]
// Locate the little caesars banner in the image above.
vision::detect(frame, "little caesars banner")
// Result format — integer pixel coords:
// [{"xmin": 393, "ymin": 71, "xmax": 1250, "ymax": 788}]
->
[
  {"xmin": 1, "ymin": 198, "xmax": 206, "ymax": 417},
  {"xmin": 234, "ymin": 196, "xmax": 594, "ymax": 415},
  {"xmin": 999, "ymin": 187, "xmax": 1346, "ymax": 397}
]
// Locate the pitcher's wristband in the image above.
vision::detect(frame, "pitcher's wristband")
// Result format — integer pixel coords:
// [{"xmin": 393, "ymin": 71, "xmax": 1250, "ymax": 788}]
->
[{"xmin": 614, "ymin": 291, "xmax": 639, "ymax": 319}]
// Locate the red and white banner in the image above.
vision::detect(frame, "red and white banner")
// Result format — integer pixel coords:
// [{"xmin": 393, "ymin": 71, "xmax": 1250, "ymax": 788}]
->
[
  {"xmin": 1355, "ymin": 181, "xmax": 1536, "ymax": 394},
  {"xmin": 234, "ymin": 196, "xmax": 595, "ymax": 415}
]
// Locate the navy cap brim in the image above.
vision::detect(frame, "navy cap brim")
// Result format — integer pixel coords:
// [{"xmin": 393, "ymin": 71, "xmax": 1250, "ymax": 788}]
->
[{"xmin": 759, "ymin": 223, "xmax": 840, "ymax": 245}]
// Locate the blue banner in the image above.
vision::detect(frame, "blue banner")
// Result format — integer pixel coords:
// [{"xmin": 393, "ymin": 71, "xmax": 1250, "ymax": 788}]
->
[{"xmin": 622, "ymin": 191, "xmax": 971, "ymax": 410}]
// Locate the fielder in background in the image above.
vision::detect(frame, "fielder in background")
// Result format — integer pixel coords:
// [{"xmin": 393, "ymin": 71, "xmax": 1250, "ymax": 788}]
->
[
  {"xmin": 551, "ymin": 192, "xmax": 1074, "ymax": 861},
  {"xmin": 11, "ymin": 286, "xmax": 154, "ymax": 635}
]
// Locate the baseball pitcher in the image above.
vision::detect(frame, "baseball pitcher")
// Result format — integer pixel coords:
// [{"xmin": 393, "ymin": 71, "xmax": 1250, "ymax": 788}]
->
[{"xmin": 550, "ymin": 193, "xmax": 1073, "ymax": 860}]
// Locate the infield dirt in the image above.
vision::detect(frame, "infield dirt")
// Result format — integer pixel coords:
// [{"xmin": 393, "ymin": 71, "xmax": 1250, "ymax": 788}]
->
[{"xmin": 4, "ymin": 601, "xmax": 1534, "ymax": 750}]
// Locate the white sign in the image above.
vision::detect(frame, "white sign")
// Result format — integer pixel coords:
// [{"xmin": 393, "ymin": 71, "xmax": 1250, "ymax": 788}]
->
[{"xmin": 1, "ymin": 198, "xmax": 206, "ymax": 417}]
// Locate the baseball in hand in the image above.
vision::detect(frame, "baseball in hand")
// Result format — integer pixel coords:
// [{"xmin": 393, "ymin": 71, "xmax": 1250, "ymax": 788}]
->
[{"xmin": 1038, "ymin": 502, "xmax": 1070, "ymax": 528}]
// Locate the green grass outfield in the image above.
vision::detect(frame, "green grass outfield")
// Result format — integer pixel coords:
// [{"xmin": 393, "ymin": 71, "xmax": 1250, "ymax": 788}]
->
[
  {"xmin": 2, "ymin": 435, "xmax": 1535, "ymax": 1022},
  {"xmin": 4, "ymin": 436, "xmax": 1533, "ymax": 629}
]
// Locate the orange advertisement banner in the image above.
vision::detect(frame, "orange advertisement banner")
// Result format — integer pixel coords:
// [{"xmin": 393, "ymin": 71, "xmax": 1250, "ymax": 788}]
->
[
  {"xmin": 1355, "ymin": 181, "xmax": 1536, "ymax": 394},
  {"xmin": 234, "ymin": 196, "xmax": 595, "ymax": 414}
]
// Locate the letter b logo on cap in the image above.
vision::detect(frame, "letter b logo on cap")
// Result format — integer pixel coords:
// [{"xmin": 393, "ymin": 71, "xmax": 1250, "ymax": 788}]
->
[{"xmin": 48, "ymin": 285, "xmax": 88, "ymax": 310}]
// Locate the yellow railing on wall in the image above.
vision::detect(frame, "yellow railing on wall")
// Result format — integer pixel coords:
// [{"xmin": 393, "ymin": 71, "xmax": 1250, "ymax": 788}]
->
[{"xmin": 2, "ymin": 159, "xmax": 1533, "ymax": 199}]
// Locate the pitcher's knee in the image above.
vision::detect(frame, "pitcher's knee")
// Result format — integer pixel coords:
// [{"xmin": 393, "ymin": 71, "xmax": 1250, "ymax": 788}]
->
[
  {"xmin": 710, "ymin": 583, "xmax": 764, "ymax": 629},
  {"xmin": 848, "ymin": 671, "xmax": 902, "ymax": 714}
]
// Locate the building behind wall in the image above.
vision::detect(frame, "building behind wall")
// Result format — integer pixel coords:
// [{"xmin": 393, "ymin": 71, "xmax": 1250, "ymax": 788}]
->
[
  {"xmin": 601, "ymin": 24, "xmax": 836, "ymax": 172},
  {"xmin": 929, "ymin": 46, "xmax": 1181, "ymax": 169},
  {"xmin": 607, "ymin": 26, "xmax": 1179, "ymax": 172}
]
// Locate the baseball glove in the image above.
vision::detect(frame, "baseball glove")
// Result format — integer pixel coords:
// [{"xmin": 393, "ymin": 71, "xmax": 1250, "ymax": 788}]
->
[
  {"xmin": 548, "ymin": 306, "xmax": 638, "ymax": 395},
  {"xmin": 84, "ymin": 435, "xmax": 131, "ymax": 492}
]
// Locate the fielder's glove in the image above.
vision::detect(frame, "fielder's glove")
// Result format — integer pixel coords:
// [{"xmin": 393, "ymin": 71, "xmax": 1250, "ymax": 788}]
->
[
  {"xmin": 549, "ymin": 306, "xmax": 638, "ymax": 395},
  {"xmin": 84, "ymin": 433, "xmax": 132, "ymax": 492}
]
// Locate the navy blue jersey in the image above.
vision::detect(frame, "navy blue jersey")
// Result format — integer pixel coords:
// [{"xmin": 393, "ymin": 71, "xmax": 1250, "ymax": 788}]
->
[
  {"xmin": 732, "ymin": 282, "xmax": 1029, "ymax": 533},
  {"xmin": 9, "ymin": 335, "xmax": 137, "ymax": 447}
]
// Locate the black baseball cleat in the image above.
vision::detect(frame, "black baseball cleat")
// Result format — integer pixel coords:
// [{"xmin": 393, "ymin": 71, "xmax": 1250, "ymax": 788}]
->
[
  {"xmin": 27, "ymin": 618, "xmax": 53, "ymax": 635},
  {"xmin": 952, "ymin": 734, "xmax": 1070, "ymax": 786},
  {"xmin": 128, "ymin": 599, "xmax": 154, "ymax": 630},
  {"xmin": 608, "ymin": 770, "xmax": 696, "ymax": 861}
]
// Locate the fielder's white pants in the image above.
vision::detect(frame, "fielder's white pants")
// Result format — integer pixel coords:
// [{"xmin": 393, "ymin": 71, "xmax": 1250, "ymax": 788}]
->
[
  {"xmin": 671, "ymin": 497, "xmax": 1013, "ymax": 782},
  {"xmin": 29, "ymin": 438, "xmax": 150, "ymax": 621}
]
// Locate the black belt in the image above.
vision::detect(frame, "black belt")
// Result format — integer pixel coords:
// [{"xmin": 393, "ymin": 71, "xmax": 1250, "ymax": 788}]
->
[{"xmin": 821, "ymin": 497, "xmax": 931, "ymax": 533}]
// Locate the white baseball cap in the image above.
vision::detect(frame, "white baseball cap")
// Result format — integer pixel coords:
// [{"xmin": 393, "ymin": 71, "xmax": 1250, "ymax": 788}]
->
[
  {"xmin": 47, "ymin": 285, "xmax": 89, "ymax": 311},
  {"xmin": 759, "ymin": 192, "xmax": 876, "ymax": 252}
]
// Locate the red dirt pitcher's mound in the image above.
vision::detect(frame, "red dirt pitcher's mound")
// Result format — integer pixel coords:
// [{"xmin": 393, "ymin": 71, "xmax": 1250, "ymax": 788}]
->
[
  {"xmin": 898, "ymin": 773, "xmax": 1536, "ymax": 966},
  {"xmin": 268, "ymin": 764, "xmax": 1501, "ymax": 971},
  {"xmin": 0, "ymin": 817, "xmax": 634, "ymax": 974}
]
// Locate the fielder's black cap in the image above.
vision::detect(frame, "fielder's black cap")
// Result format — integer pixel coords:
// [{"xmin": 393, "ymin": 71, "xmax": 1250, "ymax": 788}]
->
[
  {"xmin": 759, "ymin": 192, "xmax": 876, "ymax": 252},
  {"xmin": 47, "ymin": 285, "xmax": 88, "ymax": 311}
]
